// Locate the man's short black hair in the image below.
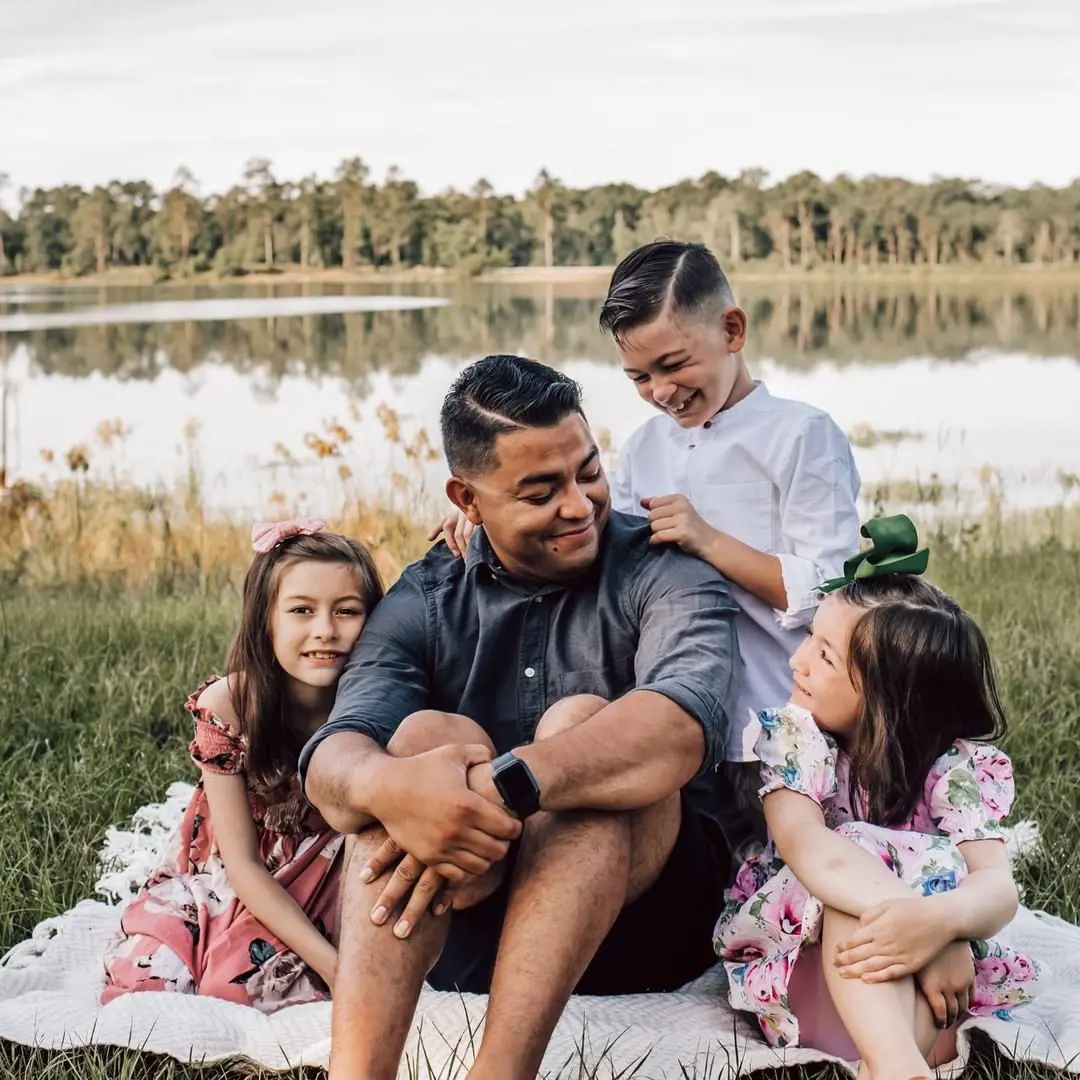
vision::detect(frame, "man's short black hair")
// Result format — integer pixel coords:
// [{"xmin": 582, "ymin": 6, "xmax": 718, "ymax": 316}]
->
[
  {"xmin": 598, "ymin": 240, "xmax": 736, "ymax": 342},
  {"xmin": 440, "ymin": 354, "xmax": 585, "ymax": 476}
]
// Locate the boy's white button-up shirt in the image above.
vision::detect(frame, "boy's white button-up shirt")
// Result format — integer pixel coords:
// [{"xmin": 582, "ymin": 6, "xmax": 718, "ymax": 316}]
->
[{"xmin": 610, "ymin": 382, "xmax": 862, "ymax": 761}]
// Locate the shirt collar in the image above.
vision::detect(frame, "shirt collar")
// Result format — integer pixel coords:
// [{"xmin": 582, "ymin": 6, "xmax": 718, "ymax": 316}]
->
[
  {"xmin": 666, "ymin": 380, "xmax": 768, "ymax": 441},
  {"xmin": 464, "ymin": 522, "xmax": 603, "ymax": 594},
  {"xmin": 465, "ymin": 526, "xmax": 499, "ymax": 574}
]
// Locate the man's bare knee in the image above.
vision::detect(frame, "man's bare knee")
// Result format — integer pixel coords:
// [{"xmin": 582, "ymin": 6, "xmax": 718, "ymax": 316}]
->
[
  {"xmin": 386, "ymin": 709, "xmax": 495, "ymax": 757},
  {"xmin": 534, "ymin": 694, "xmax": 608, "ymax": 740}
]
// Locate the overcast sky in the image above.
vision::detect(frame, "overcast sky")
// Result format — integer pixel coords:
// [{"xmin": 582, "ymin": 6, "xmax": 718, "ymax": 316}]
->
[{"xmin": 2, "ymin": 0, "xmax": 1077, "ymax": 202}]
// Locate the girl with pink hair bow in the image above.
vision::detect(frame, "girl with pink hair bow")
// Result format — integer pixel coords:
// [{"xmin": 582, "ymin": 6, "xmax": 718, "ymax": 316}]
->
[{"xmin": 102, "ymin": 520, "xmax": 384, "ymax": 1012}]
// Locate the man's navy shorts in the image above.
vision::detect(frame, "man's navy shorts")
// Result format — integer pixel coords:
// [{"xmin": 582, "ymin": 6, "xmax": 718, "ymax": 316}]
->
[{"xmin": 426, "ymin": 797, "xmax": 732, "ymax": 995}]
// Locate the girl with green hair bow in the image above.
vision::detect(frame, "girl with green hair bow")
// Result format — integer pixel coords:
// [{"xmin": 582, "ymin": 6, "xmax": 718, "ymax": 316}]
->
[{"xmin": 714, "ymin": 514, "xmax": 1041, "ymax": 1079}]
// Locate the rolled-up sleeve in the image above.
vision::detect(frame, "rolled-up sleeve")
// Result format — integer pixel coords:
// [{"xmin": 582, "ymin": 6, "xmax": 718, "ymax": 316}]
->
[
  {"xmin": 774, "ymin": 415, "xmax": 862, "ymax": 630},
  {"xmin": 298, "ymin": 569, "xmax": 431, "ymax": 794},
  {"xmin": 629, "ymin": 548, "xmax": 742, "ymax": 773}
]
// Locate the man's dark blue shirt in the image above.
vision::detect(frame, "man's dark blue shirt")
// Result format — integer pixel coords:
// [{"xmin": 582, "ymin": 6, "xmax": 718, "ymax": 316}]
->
[{"xmin": 299, "ymin": 510, "xmax": 743, "ymax": 828}]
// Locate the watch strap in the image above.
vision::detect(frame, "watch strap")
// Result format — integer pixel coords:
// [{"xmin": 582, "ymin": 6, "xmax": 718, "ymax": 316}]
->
[{"xmin": 490, "ymin": 751, "xmax": 542, "ymax": 817}]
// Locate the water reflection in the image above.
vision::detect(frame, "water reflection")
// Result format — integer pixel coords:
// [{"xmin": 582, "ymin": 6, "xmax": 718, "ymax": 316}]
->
[
  {"xmin": 2, "ymin": 281, "xmax": 1078, "ymax": 517},
  {"xmin": 0, "ymin": 294, "xmax": 450, "ymax": 333},
  {"xmin": 1, "ymin": 281, "xmax": 1078, "ymax": 394}
]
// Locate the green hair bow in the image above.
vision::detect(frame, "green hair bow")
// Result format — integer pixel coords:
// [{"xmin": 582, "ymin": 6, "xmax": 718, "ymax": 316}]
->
[{"xmin": 818, "ymin": 514, "xmax": 929, "ymax": 594}]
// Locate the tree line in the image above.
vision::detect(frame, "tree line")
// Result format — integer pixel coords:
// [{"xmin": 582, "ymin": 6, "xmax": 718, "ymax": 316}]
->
[{"xmin": 0, "ymin": 160, "xmax": 1078, "ymax": 278}]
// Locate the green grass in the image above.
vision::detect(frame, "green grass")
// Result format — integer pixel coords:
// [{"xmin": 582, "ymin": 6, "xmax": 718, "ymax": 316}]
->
[
  {"xmin": 0, "ymin": 1032, "xmax": 1070, "ymax": 1080},
  {"xmin": 1, "ymin": 540, "xmax": 1078, "ymax": 1078}
]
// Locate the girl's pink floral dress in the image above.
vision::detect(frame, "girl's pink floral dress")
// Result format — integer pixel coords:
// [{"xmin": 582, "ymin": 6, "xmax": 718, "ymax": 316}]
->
[
  {"xmin": 713, "ymin": 703, "xmax": 1041, "ymax": 1049},
  {"xmin": 101, "ymin": 676, "xmax": 344, "ymax": 1013}
]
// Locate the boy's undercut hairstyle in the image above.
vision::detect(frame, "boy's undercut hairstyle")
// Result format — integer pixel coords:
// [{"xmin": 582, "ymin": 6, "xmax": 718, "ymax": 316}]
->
[
  {"xmin": 598, "ymin": 240, "xmax": 736, "ymax": 342},
  {"xmin": 440, "ymin": 354, "xmax": 585, "ymax": 476}
]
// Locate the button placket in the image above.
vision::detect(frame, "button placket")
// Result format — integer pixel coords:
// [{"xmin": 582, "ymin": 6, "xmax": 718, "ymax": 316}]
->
[
  {"xmin": 517, "ymin": 594, "xmax": 548, "ymax": 740},
  {"xmin": 674, "ymin": 438, "xmax": 693, "ymax": 492}
]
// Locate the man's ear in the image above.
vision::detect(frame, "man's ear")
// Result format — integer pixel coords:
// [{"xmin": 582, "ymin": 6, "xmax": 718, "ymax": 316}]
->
[
  {"xmin": 446, "ymin": 476, "xmax": 484, "ymax": 526},
  {"xmin": 722, "ymin": 305, "xmax": 749, "ymax": 352}
]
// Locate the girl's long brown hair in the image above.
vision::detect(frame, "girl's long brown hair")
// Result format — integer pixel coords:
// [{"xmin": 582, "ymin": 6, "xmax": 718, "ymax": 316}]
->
[
  {"xmin": 226, "ymin": 532, "xmax": 384, "ymax": 799},
  {"xmin": 838, "ymin": 575, "xmax": 1007, "ymax": 826}
]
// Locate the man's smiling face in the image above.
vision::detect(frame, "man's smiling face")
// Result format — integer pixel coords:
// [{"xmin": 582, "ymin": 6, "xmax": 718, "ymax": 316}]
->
[{"xmin": 453, "ymin": 412, "xmax": 611, "ymax": 582}]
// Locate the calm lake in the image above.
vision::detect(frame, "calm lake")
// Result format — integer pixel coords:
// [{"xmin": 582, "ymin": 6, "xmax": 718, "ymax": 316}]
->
[{"xmin": 1, "ymin": 278, "xmax": 1078, "ymax": 519}]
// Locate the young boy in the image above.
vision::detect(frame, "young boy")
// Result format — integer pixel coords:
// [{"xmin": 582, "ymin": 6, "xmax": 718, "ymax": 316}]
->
[{"xmin": 597, "ymin": 240, "xmax": 861, "ymax": 855}]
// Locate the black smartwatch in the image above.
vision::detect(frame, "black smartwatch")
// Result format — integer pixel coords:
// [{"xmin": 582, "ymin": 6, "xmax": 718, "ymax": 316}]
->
[{"xmin": 490, "ymin": 751, "xmax": 542, "ymax": 818}]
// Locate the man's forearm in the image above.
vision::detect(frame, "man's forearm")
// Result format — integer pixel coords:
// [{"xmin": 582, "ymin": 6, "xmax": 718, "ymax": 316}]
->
[
  {"xmin": 304, "ymin": 731, "xmax": 388, "ymax": 833},
  {"xmin": 515, "ymin": 691, "xmax": 705, "ymax": 812}
]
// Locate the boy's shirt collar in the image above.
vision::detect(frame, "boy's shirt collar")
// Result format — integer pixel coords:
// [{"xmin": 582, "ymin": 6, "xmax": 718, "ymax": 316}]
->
[{"xmin": 665, "ymin": 380, "xmax": 768, "ymax": 441}]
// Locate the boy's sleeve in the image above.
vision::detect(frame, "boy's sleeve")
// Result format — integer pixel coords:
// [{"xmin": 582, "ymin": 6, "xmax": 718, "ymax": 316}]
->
[
  {"xmin": 298, "ymin": 569, "xmax": 430, "ymax": 794},
  {"xmin": 608, "ymin": 466, "xmax": 639, "ymax": 516},
  {"xmin": 629, "ymin": 547, "xmax": 742, "ymax": 773},
  {"xmin": 608, "ymin": 427, "xmax": 645, "ymax": 517},
  {"xmin": 773, "ymin": 415, "xmax": 862, "ymax": 630}
]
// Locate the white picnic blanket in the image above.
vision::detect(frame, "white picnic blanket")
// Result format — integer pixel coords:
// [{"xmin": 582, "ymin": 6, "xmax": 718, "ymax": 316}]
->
[{"xmin": 0, "ymin": 782, "xmax": 1073, "ymax": 1078}]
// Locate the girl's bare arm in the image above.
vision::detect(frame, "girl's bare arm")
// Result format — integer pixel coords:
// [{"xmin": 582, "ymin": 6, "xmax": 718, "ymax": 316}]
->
[
  {"xmin": 203, "ymin": 771, "xmax": 337, "ymax": 984},
  {"xmin": 765, "ymin": 788, "xmax": 918, "ymax": 915}
]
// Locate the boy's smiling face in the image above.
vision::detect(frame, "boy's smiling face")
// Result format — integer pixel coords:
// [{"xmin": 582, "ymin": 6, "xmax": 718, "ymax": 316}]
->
[{"xmin": 616, "ymin": 301, "xmax": 751, "ymax": 428}]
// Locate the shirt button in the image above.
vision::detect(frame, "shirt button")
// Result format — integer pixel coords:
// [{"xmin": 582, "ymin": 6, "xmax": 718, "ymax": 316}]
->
[
  {"xmin": 688, "ymin": 443, "xmax": 696, "ymax": 449},
  {"xmin": 524, "ymin": 666, "xmax": 536, "ymax": 678},
  {"xmin": 534, "ymin": 596, "xmax": 543, "ymax": 604}
]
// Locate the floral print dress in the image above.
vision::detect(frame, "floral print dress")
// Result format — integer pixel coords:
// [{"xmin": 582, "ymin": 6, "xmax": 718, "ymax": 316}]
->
[
  {"xmin": 101, "ymin": 676, "xmax": 344, "ymax": 1013},
  {"xmin": 713, "ymin": 703, "xmax": 1042, "ymax": 1049}
]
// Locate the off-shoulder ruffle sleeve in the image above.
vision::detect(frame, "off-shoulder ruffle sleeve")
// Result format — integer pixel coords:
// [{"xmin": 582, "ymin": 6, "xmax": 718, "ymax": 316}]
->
[{"xmin": 185, "ymin": 677, "xmax": 247, "ymax": 776}]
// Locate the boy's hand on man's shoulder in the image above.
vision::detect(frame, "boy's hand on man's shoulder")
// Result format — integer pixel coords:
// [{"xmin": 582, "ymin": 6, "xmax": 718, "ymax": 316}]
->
[
  {"xmin": 640, "ymin": 494, "xmax": 717, "ymax": 561},
  {"xmin": 428, "ymin": 509, "xmax": 475, "ymax": 559}
]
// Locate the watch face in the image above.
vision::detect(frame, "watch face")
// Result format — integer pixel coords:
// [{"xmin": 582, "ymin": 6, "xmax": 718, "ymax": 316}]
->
[{"xmin": 495, "ymin": 756, "xmax": 540, "ymax": 815}]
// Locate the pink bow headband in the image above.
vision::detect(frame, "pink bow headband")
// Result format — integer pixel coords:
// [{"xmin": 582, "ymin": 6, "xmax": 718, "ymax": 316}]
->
[{"xmin": 251, "ymin": 517, "xmax": 327, "ymax": 554}]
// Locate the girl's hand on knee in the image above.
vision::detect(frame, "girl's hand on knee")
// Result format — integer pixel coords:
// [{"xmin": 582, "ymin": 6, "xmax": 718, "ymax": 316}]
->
[
  {"xmin": 834, "ymin": 896, "xmax": 954, "ymax": 981},
  {"xmin": 916, "ymin": 942, "xmax": 974, "ymax": 1028}
]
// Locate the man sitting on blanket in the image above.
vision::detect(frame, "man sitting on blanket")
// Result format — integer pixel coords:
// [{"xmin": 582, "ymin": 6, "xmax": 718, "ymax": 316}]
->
[{"xmin": 300, "ymin": 354, "xmax": 741, "ymax": 1080}]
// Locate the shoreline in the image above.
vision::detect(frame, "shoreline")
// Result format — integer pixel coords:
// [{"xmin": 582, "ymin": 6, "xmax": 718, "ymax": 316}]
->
[{"xmin": 4, "ymin": 263, "xmax": 1080, "ymax": 291}]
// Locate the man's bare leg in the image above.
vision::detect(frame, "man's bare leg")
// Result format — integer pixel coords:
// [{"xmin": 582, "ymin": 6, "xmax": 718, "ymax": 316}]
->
[
  {"xmin": 468, "ymin": 696, "xmax": 683, "ymax": 1080},
  {"xmin": 328, "ymin": 711, "xmax": 504, "ymax": 1080}
]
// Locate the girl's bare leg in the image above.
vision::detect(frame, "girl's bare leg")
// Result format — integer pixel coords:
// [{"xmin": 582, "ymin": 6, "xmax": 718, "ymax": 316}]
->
[
  {"xmin": 791, "ymin": 941, "xmax": 960, "ymax": 1072},
  {"xmin": 817, "ymin": 906, "xmax": 931, "ymax": 1080},
  {"xmin": 917, "ymin": 990, "xmax": 960, "ymax": 1069}
]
